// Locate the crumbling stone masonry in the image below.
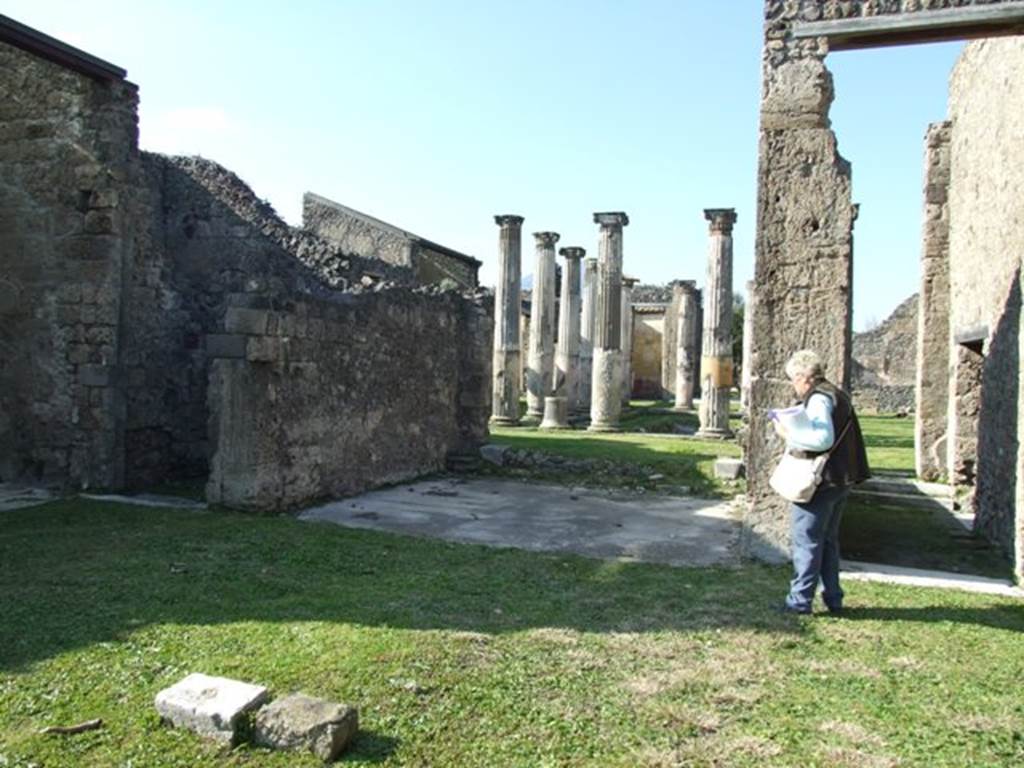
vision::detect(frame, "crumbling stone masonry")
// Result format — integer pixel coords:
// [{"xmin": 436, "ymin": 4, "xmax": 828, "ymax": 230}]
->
[
  {"xmin": 915, "ymin": 123, "xmax": 951, "ymax": 480},
  {"xmin": 1, "ymin": 22, "xmax": 492, "ymax": 506},
  {"xmin": 947, "ymin": 36, "xmax": 1024, "ymax": 572},
  {"xmin": 303, "ymin": 193, "xmax": 481, "ymax": 288},
  {"xmin": 747, "ymin": 2, "xmax": 1024, "ymax": 579}
]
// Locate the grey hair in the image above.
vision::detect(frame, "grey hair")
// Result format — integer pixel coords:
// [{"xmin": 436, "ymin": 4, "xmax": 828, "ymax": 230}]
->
[{"xmin": 785, "ymin": 349, "xmax": 824, "ymax": 381}]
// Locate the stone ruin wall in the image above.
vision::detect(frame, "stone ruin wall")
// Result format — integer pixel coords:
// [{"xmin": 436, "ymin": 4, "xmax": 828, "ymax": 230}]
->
[
  {"xmin": 303, "ymin": 192, "xmax": 413, "ymax": 271},
  {"xmin": 1, "ymin": 37, "xmax": 493, "ymax": 503},
  {"xmin": 0, "ymin": 40, "xmax": 138, "ymax": 488},
  {"xmin": 207, "ymin": 288, "xmax": 491, "ymax": 511},
  {"xmin": 850, "ymin": 293, "xmax": 918, "ymax": 413},
  {"xmin": 631, "ymin": 309, "xmax": 666, "ymax": 399},
  {"xmin": 947, "ymin": 36, "xmax": 1024, "ymax": 565}
]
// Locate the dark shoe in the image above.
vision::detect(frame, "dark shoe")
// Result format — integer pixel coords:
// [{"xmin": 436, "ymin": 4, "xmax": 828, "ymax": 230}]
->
[
  {"xmin": 775, "ymin": 602, "xmax": 811, "ymax": 615},
  {"xmin": 825, "ymin": 604, "xmax": 843, "ymax": 616}
]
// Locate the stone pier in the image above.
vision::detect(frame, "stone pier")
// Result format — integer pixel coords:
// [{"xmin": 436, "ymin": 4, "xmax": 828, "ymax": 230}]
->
[
  {"xmin": 620, "ymin": 277, "xmax": 638, "ymax": 405},
  {"xmin": 490, "ymin": 215, "xmax": 525, "ymax": 425},
  {"xmin": 542, "ymin": 246, "xmax": 584, "ymax": 429},
  {"xmin": 525, "ymin": 231, "xmax": 559, "ymax": 422},
  {"xmin": 741, "ymin": 279, "xmax": 756, "ymax": 413},
  {"xmin": 577, "ymin": 257, "xmax": 598, "ymax": 416},
  {"xmin": 673, "ymin": 280, "xmax": 700, "ymax": 412},
  {"xmin": 589, "ymin": 212, "xmax": 628, "ymax": 432},
  {"xmin": 916, "ymin": 122, "xmax": 952, "ymax": 481},
  {"xmin": 697, "ymin": 209, "xmax": 736, "ymax": 439}
]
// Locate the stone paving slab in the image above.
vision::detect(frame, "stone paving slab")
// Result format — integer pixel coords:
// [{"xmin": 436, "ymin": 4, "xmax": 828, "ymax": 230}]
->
[
  {"xmin": 300, "ymin": 478, "xmax": 741, "ymax": 568},
  {"xmin": 0, "ymin": 483, "xmax": 56, "ymax": 512},
  {"xmin": 841, "ymin": 560, "xmax": 1023, "ymax": 598}
]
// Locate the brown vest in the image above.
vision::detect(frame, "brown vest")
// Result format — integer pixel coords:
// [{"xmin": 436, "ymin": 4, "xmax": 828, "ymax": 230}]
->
[{"xmin": 800, "ymin": 380, "xmax": 871, "ymax": 487}]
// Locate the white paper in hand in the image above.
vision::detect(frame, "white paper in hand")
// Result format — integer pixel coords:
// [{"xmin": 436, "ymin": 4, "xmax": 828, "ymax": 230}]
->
[{"xmin": 769, "ymin": 404, "xmax": 811, "ymax": 433}]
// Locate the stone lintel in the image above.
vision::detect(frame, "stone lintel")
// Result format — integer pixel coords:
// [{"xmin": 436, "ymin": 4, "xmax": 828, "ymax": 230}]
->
[
  {"xmin": 558, "ymin": 246, "xmax": 586, "ymax": 260},
  {"xmin": 533, "ymin": 231, "xmax": 561, "ymax": 247},
  {"xmin": 703, "ymin": 208, "xmax": 737, "ymax": 234},
  {"xmin": 494, "ymin": 214, "xmax": 524, "ymax": 227},
  {"xmin": 593, "ymin": 212, "xmax": 629, "ymax": 228},
  {"xmin": 622, "ymin": 276, "xmax": 640, "ymax": 287},
  {"xmin": 792, "ymin": 5, "xmax": 1024, "ymax": 52}
]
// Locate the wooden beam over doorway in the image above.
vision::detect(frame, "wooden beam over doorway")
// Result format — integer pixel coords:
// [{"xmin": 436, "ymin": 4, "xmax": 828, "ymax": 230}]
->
[{"xmin": 792, "ymin": 4, "xmax": 1024, "ymax": 51}]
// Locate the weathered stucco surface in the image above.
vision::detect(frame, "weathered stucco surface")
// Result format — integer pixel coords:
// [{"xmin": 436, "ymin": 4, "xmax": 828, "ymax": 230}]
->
[
  {"xmin": 632, "ymin": 309, "xmax": 666, "ymax": 399},
  {"xmin": 947, "ymin": 37, "xmax": 1024, "ymax": 571},
  {"xmin": 207, "ymin": 289, "xmax": 491, "ymax": 511}
]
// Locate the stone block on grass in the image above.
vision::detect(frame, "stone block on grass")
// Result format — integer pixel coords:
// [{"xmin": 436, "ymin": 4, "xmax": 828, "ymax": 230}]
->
[
  {"xmin": 253, "ymin": 693, "xmax": 359, "ymax": 762},
  {"xmin": 154, "ymin": 673, "xmax": 269, "ymax": 744},
  {"xmin": 714, "ymin": 457, "xmax": 744, "ymax": 480}
]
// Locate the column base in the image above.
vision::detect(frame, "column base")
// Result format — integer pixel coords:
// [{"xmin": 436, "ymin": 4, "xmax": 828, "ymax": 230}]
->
[
  {"xmin": 489, "ymin": 415, "xmax": 521, "ymax": 427},
  {"xmin": 695, "ymin": 428, "xmax": 735, "ymax": 440},
  {"xmin": 539, "ymin": 397, "xmax": 571, "ymax": 430},
  {"xmin": 671, "ymin": 404, "xmax": 693, "ymax": 413}
]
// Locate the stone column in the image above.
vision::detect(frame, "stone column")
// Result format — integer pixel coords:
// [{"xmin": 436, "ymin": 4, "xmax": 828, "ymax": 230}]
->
[
  {"xmin": 490, "ymin": 215, "xmax": 524, "ymax": 425},
  {"xmin": 577, "ymin": 257, "xmax": 598, "ymax": 416},
  {"xmin": 619, "ymin": 277, "xmax": 638, "ymax": 405},
  {"xmin": 589, "ymin": 212, "xmax": 628, "ymax": 432},
  {"xmin": 542, "ymin": 246, "xmax": 584, "ymax": 429},
  {"xmin": 525, "ymin": 232, "xmax": 559, "ymax": 421},
  {"xmin": 672, "ymin": 280, "xmax": 699, "ymax": 411},
  {"xmin": 741, "ymin": 279, "xmax": 756, "ymax": 412},
  {"xmin": 697, "ymin": 208, "xmax": 736, "ymax": 439},
  {"xmin": 916, "ymin": 122, "xmax": 952, "ymax": 481}
]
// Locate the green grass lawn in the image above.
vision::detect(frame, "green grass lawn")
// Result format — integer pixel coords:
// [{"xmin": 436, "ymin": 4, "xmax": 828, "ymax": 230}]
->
[
  {"xmin": 858, "ymin": 414, "xmax": 916, "ymax": 475},
  {"xmin": 3, "ymin": 500, "xmax": 1023, "ymax": 767}
]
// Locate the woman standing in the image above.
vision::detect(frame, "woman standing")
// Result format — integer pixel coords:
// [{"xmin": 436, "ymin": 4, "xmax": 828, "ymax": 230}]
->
[{"xmin": 773, "ymin": 349, "xmax": 870, "ymax": 615}]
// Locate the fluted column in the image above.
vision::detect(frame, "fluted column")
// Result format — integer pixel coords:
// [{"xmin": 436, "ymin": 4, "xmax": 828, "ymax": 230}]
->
[
  {"xmin": 741, "ymin": 279, "xmax": 756, "ymax": 413},
  {"xmin": 577, "ymin": 257, "xmax": 598, "ymax": 416},
  {"xmin": 697, "ymin": 208, "xmax": 736, "ymax": 439},
  {"xmin": 620, "ymin": 277, "xmax": 638, "ymax": 405},
  {"xmin": 525, "ymin": 231, "xmax": 559, "ymax": 421},
  {"xmin": 542, "ymin": 246, "xmax": 584, "ymax": 429},
  {"xmin": 490, "ymin": 215, "xmax": 524, "ymax": 425},
  {"xmin": 672, "ymin": 280, "xmax": 699, "ymax": 411},
  {"xmin": 589, "ymin": 212, "xmax": 628, "ymax": 432}
]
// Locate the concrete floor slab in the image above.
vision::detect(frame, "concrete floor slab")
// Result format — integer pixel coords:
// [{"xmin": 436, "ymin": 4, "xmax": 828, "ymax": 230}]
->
[
  {"xmin": 300, "ymin": 478, "xmax": 741, "ymax": 568},
  {"xmin": 0, "ymin": 483, "xmax": 55, "ymax": 512}
]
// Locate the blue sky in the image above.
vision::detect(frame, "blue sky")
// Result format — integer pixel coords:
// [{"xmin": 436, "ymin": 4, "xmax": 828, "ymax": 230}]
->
[{"xmin": 7, "ymin": 1, "xmax": 962, "ymax": 329}]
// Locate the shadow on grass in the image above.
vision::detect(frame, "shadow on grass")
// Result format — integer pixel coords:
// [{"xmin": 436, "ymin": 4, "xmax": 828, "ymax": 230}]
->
[
  {"xmin": 836, "ymin": 604, "xmax": 1024, "ymax": 632},
  {"xmin": 842, "ymin": 498, "xmax": 1013, "ymax": 580},
  {"xmin": 0, "ymin": 499, "xmax": 806, "ymax": 673}
]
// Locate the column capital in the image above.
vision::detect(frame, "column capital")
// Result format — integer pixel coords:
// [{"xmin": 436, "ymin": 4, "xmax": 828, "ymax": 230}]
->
[
  {"xmin": 622, "ymin": 276, "xmax": 639, "ymax": 287},
  {"xmin": 533, "ymin": 231, "xmax": 560, "ymax": 247},
  {"xmin": 494, "ymin": 214, "xmax": 524, "ymax": 227},
  {"xmin": 583, "ymin": 256, "xmax": 598, "ymax": 271},
  {"xmin": 703, "ymin": 208, "xmax": 737, "ymax": 234},
  {"xmin": 593, "ymin": 211, "xmax": 629, "ymax": 228},
  {"xmin": 558, "ymin": 246, "xmax": 586, "ymax": 260}
]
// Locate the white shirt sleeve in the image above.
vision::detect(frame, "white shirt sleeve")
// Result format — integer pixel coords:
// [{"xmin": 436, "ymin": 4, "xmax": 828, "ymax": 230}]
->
[{"xmin": 786, "ymin": 393, "xmax": 835, "ymax": 453}]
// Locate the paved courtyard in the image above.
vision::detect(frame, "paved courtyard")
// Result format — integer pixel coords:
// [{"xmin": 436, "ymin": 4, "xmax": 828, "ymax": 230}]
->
[{"xmin": 300, "ymin": 477, "xmax": 741, "ymax": 568}]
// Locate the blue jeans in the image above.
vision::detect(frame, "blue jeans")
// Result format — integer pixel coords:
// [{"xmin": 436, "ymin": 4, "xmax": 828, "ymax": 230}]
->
[{"xmin": 786, "ymin": 484, "xmax": 848, "ymax": 612}]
